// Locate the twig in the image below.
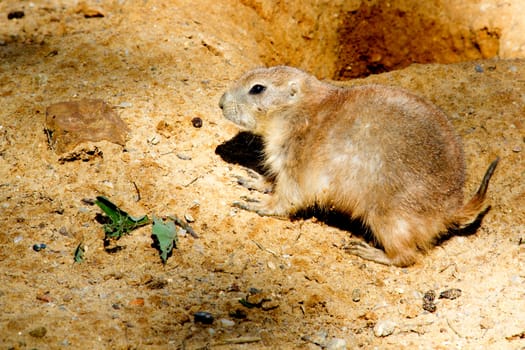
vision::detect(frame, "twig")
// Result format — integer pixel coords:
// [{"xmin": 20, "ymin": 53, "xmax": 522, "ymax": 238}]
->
[
  {"xmin": 183, "ymin": 176, "xmax": 200, "ymax": 187},
  {"xmin": 252, "ymin": 240, "xmax": 278, "ymax": 257},
  {"xmin": 213, "ymin": 336, "xmax": 261, "ymax": 345},
  {"xmin": 44, "ymin": 127, "xmax": 55, "ymax": 151},
  {"xmin": 446, "ymin": 318, "xmax": 464, "ymax": 338},
  {"xmin": 169, "ymin": 215, "xmax": 199, "ymax": 238},
  {"xmin": 132, "ymin": 181, "xmax": 141, "ymax": 202}
]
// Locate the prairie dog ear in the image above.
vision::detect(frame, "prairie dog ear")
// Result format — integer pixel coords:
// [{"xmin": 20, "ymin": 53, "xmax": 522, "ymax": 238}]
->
[{"xmin": 288, "ymin": 80, "xmax": 300, "ymax": 98}]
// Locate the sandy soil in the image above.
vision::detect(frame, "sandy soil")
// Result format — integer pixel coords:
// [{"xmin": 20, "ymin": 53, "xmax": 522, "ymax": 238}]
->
[{"xmin": 0, "ymin": 1, "xmax": 524, "ymax": 349}]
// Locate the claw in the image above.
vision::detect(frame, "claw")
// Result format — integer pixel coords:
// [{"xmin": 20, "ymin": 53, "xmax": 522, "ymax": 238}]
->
[
  {"xmin": 343, "ymin": 240, "xmax": 394, "ymax": 266},
  {"xmin": 232, "ymin": 201, "xmax": 253, "ymax": 211}
]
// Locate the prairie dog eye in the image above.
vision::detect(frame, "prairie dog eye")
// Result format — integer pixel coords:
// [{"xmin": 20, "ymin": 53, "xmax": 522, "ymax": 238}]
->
[{"xmin": 248, "ymin": 84, "xmax": 266, "ymax": 95}]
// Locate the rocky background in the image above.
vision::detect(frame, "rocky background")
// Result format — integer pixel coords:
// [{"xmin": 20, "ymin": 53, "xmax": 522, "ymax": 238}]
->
[{"xmin": 0, "ymin": 0, "xmax": 524, "ymax": 348}]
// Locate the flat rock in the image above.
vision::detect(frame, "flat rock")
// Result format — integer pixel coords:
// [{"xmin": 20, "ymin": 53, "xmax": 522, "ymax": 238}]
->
[{"xmin": 45, "ymin": 99, "xmax": 128, "ymax": 154}]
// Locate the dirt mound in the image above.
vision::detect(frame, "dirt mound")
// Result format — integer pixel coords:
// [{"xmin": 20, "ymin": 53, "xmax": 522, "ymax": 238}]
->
[{"xmin": 0, "ymin": 1, "xmax": 524, "ymax": 349}]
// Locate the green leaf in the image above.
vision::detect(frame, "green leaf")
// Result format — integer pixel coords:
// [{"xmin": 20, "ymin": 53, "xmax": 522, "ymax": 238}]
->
[
  {"xmin": 74, "ymin": 242, "xmax": 85, "ymax": 263},
  {"xmin": 95, "ymin": 196, "xmax": 149, "ymax": 239},
  {"xmin": 152, "ymin": 216, "xmax": 178, "ymax": 264}
]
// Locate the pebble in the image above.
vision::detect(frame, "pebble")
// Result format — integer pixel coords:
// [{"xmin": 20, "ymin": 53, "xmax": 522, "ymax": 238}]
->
[
  {"xmin": 148, "ymin": 134, "xmax": 160, "ymax": 145},
  {"xmin": 29, "ymin": 326, "xmax": 47, "ymax": 338},
  {"xmin": 116, "ymin": 102, "xmax": 132, "ymax": 108},
  {"xmin": 191, "ymin": 117, "xmax": 203, "ymax": 128},
  {"xmin": 248, "ymin": 289, "xmax": 278, "ymax": 308},
  {"xmin": 261, "ymin": 299, "xmax": 280, "ymax": 310},
  {"xmin": 7, "ymin": 11, "xmax": 25, "ymax": 20},
  {"xmin": 33, "ymin": 243, "xmax": 47, "ymax": 252},
  {"xmin": 423, "ymin": 290, "xmax": 436, "ymax": 303},
  {"xmin": 36, "ymin": 292, "xmax": 53, "ymax": 303},
  {"xmin": 439, "ymin": 288, "xmax": 462, "ymax": 300},
  {"xmin": 326, "ymin": 338, "xmax": 347, "ymax": 350},
  {"xmin": 309, "ymin": 330, "xmax": 327, "ymax": 345},
  {"xmin": 59, "ymin": 226, "xmax": 70, "ymax": 236},
  {"xmin": 81, "ymin": 198, "xmax": 96, "ymax": 205},
  {"xmin": 475, "ymin": 64, "xmax": 484, "ymax": 73},
  {"xmin": 194, "ymin": 311, "xmax": 214, "ymax": 324},
  {"xmin": 184, "ymin": 213, "xmax": 195, "ymax": 223},
  {"xmin": 219, "ymin": 318, "xmax": 235, "ymax": 327},
  {"xmin": 176, "ymin": 153, "xmax": 192, "ymax": 160},
  {"xmin": 351, "ymin": 288, "xmax": 361, "ymax": 302},
  {"xmin": 373, "ymin": 320, "xmax": 396, "ymax": 337},
  {"xmin": 129, "ymin": 298, "xmax": 144, "ymax": 306},
  {"xmin": 422, "ymin": 289, "xmax": 437, "ymax": 313}
]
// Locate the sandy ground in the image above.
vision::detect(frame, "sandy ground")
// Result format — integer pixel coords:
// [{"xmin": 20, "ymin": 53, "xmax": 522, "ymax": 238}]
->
[{"xmin": 0, "ymin": 1, "xmax": 524, "ymax": 349}]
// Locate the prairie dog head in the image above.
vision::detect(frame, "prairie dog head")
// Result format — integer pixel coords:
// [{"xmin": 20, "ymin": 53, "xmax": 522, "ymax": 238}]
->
[{"xmin": 219, "ymin": 66, "xmax": 315, "ymax": 133}]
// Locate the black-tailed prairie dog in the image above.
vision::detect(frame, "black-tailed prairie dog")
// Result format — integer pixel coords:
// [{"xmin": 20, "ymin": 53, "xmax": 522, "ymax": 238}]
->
[{"xmin": 219, "ymin": 66, "xmax": 498, "ymax": 267}]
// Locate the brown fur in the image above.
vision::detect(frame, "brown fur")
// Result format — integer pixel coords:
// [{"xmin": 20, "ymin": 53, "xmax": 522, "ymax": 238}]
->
[{"xmin": 219, "ymin": 66, "xmax": 498, "ymax": 267}]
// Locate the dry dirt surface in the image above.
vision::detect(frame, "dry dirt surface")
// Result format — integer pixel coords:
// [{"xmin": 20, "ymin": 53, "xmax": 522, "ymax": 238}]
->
[{"xmin": 1, "ymin": 1, "xmax": 524, "ymax": 349}]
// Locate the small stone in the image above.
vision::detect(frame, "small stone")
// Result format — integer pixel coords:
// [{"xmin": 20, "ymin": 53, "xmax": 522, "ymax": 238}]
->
[
  {"xmin": 351, "ymin": 288, "xmax": 361, "ymax": 302},
  {"xmin": 176, "ymin": 153, "xmax": 192, "ymax": 160},
  {"xmin": 76, "ymin": 2, "xmax": 105, "ymax": 18},
  {"xmin": 422, "ymin": 289, "xmax": 437, "ymax": 312},
  {"xmin": 245, "ymin": 288, "xmax": 264, "ymax": 304},
  {"xmin": 184, "ymin": 213, "xmax": 195, "ymax": 223},
  {"xmin": 229, "ymin": 308, "xmax": 247, "ymax": 319},
  {"xmin": 326, "ymin": 338, "xmax": 347, "ymax": 350},
  {"xmin": 309, "ymin": 330, "xmax": 328, "ymax": 346},
  {"xmin": 423, "ymin": 290, "xmax": 436, "ymax": 303},
  {"xmin": 194, "ymin": 311, "xmax": 214, "ymax": 324},
  {"xmin": 59, "ymin": 226, "xmax": 70, "ymax": 236},
  {"xmin": 439, "ymin": 288, "xmax": 462, "ymax": 300},
  {"xmin": 116, "ymin": 102, "xmax": 132, "ymax": 108},
  {"xmin": 219, "ymin": 318, "xmax": 235, "ymax": 327},
  {"xmin": 374, "ymin": 320, "xmax": 396, "ymax": 337},
  {"xmin": 261, "ymin": 299, "xmax": 280, "ymax": 310},
  {"xmin": 394, "ymin": 287, "xmax": 405, "ymax": 294},
  {"xmin": 33, "ymin": 243, "xmax": 47, "ymax": 252},
  {"xmin": 45, "ymin": 99, "xmax": 129, "ymax": 154},
  {"xmin": 422, "ymin": 300, "xmax": 437, "ymax": 313},
  {"xmin": 512, "ymin": 146, "xmax": 522, "ymax": 153},
  {"xmin": 475, "ymin": 64, "xmax": 484, "ymax": 73},
  {"xmin": 29, "ymin": 326, "xmax": 47, "ymax": 338},
  {"xmin": 191, "ymin": 117, "xmax": 203, "ymax": 128},
  {"xmin": 148, "ymin": 134, "xmax": 160, "ymax": 145},
  {"xmin": 7, "ymin": 11, "xmax": 25, "ymax": 20},
  {"xmin": 81, "ymin": 198, "xmax": 96, "ymax": 205},
  {"xmin": 129, "ymin": 298, "xmax": 145, "ymax": 306}
]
